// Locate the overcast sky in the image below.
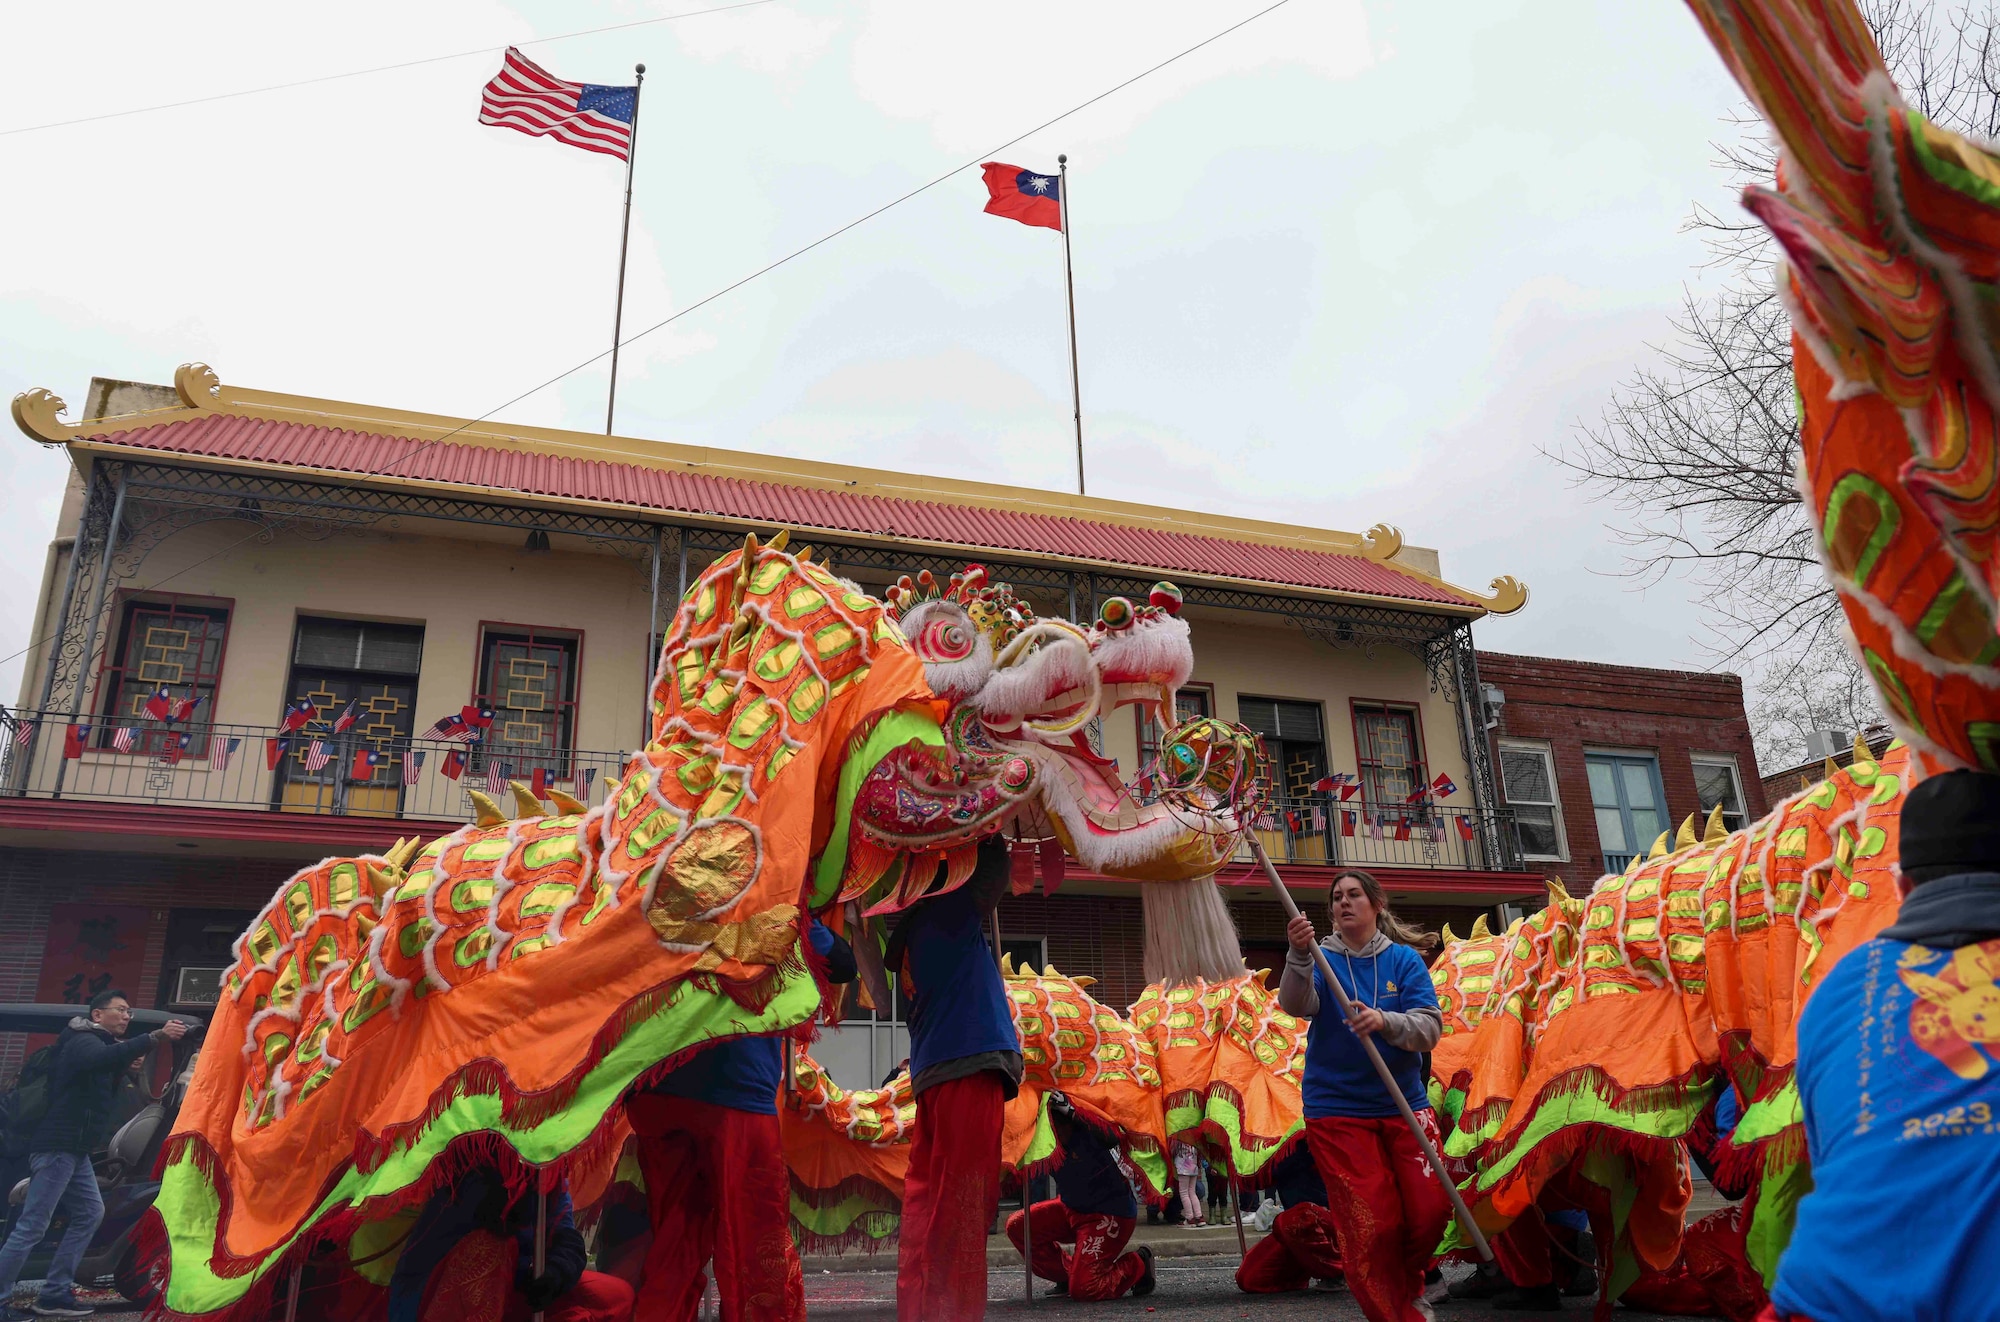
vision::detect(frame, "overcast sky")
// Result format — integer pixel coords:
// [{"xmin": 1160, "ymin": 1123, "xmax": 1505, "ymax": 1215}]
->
[{"xmin": 0, "ymin": 0, "xmax": 1747, "ymax": 703}]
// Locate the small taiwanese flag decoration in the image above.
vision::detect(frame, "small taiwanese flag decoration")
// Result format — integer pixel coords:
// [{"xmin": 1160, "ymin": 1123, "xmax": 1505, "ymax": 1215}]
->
[
  {"xmin": 351, "ymin": 747, "xmax": 383, "ymax": 780},
  {"xmin": 462, "ymin": 704, "xmax": 496, "ymax": 732},
  {"xmin": 1340, "ymin": 810, "xmax": 1357, "ymax": 837},
  {"xmin": 1455, "ymin": 816, "xmax": 1476, "ymax": 841},
  {"xmin": 142, "ymin": 686, "xmax": 174, "ymax": 722},
  {"xmin": 981, "ymin": 162, "xmax": 1062, "ymax": 231},
  {"xmin": 440, "ymin": 747, "xmax": 468, "ymax": 781},
  {"xmin": 266, "ymin": 737, "xmax": 288, "ymax": 770},
  {"xmin": 1431, "ymin": 772, "xmax": 1459, "ymax": 798},
  {"xmin": 63, "ymin": 723, "xmax": 90, "ymax": 759},
  {"xmin": 531, "ymin": 767, "xmax": 551, "ymax": 800},
  {"xmin": 1394, "ymin": 818, "xmax": 1413, "ymax": 842}
]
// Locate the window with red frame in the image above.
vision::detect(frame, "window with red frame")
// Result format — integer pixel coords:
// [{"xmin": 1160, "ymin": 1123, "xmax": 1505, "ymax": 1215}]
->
[
  {"xmin": 1352, "ymin": 702, "xmax": 1426, "ymax": 812},
  {"xmin": 473, "ymin": 625, "xmax": 582, "ymax": 768},
  {"xmin": 96, "ymin": 597, "xmax": 231, "ymax": 749}
]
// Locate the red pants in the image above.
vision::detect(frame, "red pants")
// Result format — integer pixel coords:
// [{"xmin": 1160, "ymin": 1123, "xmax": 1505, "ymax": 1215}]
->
[
  {"xmin": 1005, "ymin": 1200, "xmax": 1148, "ymax": 1300},
  {"xmin": 1756, "ymin": 1309, "xmax": 1811, "ymax": 1322},
  {"xmin": 627, "ymin": 1095, "xmax": 804, "ymax": 1322},
  {"xmin": 1304, "ymin": 1111, "xmax": 1452, "ymax": 1322},
  {"xmin": 896, "ymin": 1072, "xmax": 1005, "ymax": 1322},
  {"xmin": 1236, "ymin": 1203, "xmax": 1344, "ymax": 1293},
  {"xmin": 1622, "ymin": 1206, "xmax": 1767, "ymax": 1321},
  {"xmin": 417, "ymin": 1229, "xmax": 634, "ymax": 1322}
]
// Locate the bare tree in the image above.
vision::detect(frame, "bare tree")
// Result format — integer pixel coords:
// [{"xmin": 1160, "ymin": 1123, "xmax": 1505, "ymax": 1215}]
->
[{"xmin": 1554, "ymin": 1, "xmax": 2000, "ymax": 768}]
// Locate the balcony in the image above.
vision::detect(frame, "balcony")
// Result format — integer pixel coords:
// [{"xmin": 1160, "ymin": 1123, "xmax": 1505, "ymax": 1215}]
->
[
  {"xmin": 1240, "ymin": 797, "xmax": 1528, "ymax": 874},
  {"xmin": 0, "ymin": 707, "xmax": 629, "ymax": 836}
]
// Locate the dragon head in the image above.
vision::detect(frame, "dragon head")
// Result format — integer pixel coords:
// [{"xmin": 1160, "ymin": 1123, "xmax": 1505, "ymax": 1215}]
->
[{"xmin": 844, "ymin": 565, "xmax": 1239, "ymax": 903}]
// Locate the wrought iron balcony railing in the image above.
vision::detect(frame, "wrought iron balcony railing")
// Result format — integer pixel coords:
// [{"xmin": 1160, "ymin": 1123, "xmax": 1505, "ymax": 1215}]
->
[
  {"xmin": 0, "ymin": 708, "xmax": 629, "ymax": 828},
  {"xmin": 0, "ymin": 709, "xmax": 1533, "ymax": 872},
  {"xmin": 1240, "ymin": 797, "xmax": 1528, "ymax": 873}
]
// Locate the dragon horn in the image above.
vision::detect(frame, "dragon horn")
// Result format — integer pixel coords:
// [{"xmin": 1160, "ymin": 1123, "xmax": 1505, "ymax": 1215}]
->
[
  {"xmin": 1440, "ymin": 922, "xmax": 1458, "ymax": 944},
  {"xmin": 1546, "ymin": 877, "xmax": 1571, "ymax": 905},
  {"xmin": 1704, "ymin": 803, "xmax": 1728, "ymax": 844},
  {"xmin": 1824, "ymin": 756, "xmax": 1842, "ymax": 782},
  {"xmin": 1000, "ymin": 952, "xmax": 1016, "ymax": 977},
  {"xmin": 1469, "ymin": 913, "xmax": 1491, "ymax": 939},
  {"xmin": 767, "ymin": 529, "xmax": 790, "ymax": 552},
  {"xmin": 1070, "ymin": 975, "xmax": 1097, "ymax": 988},
  {"xmin": 1647, "ymin": 830, "xmax": 1671, "ymax": 860},
  {"xmin": 467, "ymin": 791, "xmax": 507, "ymax": 827},
  {"xmin": 1852, "ymin": 731, "xmax": 1873, "ymax": 763},
  {"xmin": 794, "ymin": 544, "xmax": 814, "ymax": 563},
  {"xmin": 1674, "ymin": 814, "xmax": 1698, "ymax": 851},
  {"xmin": 547, "ymin": 788, "xmax": 589, "ymax": 815},
  {"xmin": 508, "ymin": 781, "xmax": 550, "ymax": 819}
]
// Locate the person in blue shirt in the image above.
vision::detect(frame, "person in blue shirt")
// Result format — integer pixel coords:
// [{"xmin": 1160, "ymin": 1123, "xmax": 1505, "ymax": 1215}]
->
[
  {"xmin": 1004, "ymin": 1091, "xmax": 1156, "ymax": 1300},
  {"xmin": 1766, "ymin": 769, "xmax": 2000, "ymax": 1322},
  {"xmin": 1278, "ymin": 868, "xmax": 1446, "ymax": 1322},
  {"xmin": 887, "ymin": 834, "xmax": 1020, "ymax": 1322},
  {"xmin": 624, "ymin": 915, "xmax": 855, "ymax": 1322}
]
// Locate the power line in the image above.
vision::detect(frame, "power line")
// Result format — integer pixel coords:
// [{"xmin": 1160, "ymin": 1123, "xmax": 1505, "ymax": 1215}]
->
[
  {"xmin": 0, "ymin": 0, "xmax": 776, "ymax": 139},
  {"xmin": 0, "ymin": 0, "xmax": 1295, "ymax": 679}
]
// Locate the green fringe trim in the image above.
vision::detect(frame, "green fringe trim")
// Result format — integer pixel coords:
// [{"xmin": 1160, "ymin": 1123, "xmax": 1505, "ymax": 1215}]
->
[{"xmin": 154, "ymin": 964, "xmax": 820, "ymax": 1317}]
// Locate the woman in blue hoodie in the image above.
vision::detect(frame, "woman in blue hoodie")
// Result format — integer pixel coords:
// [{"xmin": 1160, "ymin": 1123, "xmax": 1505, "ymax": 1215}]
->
[{"xmin": 1278, "ymin": 869, "xmax": 1446, "ymax": 1322}]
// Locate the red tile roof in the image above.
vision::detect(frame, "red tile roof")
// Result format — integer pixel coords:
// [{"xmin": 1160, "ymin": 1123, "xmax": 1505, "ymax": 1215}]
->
[{"xmin": 85, "ymin": 413, "xmax": 1475, "ymax": 609}]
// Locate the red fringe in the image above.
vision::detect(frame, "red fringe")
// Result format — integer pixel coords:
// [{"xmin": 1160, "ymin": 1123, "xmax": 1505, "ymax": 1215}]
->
[{"xmin": 147, "ymin": 956, "xmax": 810, "ymax": 1321}]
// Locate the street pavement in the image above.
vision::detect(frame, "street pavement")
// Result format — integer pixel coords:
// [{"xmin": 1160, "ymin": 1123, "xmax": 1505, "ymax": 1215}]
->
[
  {"xmin": 60, "ymin": 1261, "xmax": 1700, "ymax": 1320},
  {"xmin": 800, "ymin": 1257, "xmax": 1694, "ymax": 1320}
]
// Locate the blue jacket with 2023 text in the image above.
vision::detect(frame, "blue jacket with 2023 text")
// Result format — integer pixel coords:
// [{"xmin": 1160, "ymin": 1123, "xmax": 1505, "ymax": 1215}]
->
[{"xmin": 1301, "ymin": 941, "xmax": 1437, "ymax": 1120}]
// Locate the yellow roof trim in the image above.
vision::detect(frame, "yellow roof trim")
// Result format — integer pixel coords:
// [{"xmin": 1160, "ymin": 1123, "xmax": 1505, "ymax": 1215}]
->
[{"xmin": 15, "ymin": 362, "xmax": 1528, "ymax": 616}]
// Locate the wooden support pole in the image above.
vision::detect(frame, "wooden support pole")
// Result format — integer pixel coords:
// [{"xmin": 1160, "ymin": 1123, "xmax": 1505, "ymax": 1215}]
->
[{"xmin": 1245, "ymin": 836, "xmax": 1493, "ymax": 1261}]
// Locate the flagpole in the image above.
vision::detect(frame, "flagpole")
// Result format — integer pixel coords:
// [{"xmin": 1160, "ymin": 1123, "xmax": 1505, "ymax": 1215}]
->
[
  {"xmin": 1057, "ymin": 154, "xmax": 1084, "ymax": 495},
  {"xmin": 605, "ymin": 63, "xmax": 646, "ymax": 437}
]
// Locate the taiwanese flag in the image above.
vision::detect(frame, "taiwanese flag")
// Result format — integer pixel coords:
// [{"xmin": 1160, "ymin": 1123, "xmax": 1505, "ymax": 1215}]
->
[
  {"xmin": 159, "ymin": 730, "xmax": 191, "ymax": 764},
  {"xmin": 1455, "ymin": 816, "xmax": 1475, "ymax": 841},
  {"xmin": 1340, "ymin": 810, "xmax": 1356, "ymax": 837},
  {"xmin": 279, "ymin": 699, "xmax": 316, "ymax": 734},
  {"xmin": 266, "ymin": 737, "xmax": 289, "ymax": 770},
  {"xmin": 1431, "ymin": 772, "xmax": 1459, "ymax": 798},
  {"xmin": 981, "ymin": 162, "xmax": 1062, "ymax": 231},
  {"xmin": 531, "ymin": 767, "xmax": 551, "ymax": 799},
  {"xmin": 63, "ymin": 723, "xmax": 90, "ymax": 759},
  {"xmin": 462, "ymin": 704, "xmax": 496, "ymax": 732},
  {"xmin": 142, "ymin": 686, "xmax": 174, "ymax": 722},
  {"xmin": 169, "ymin": 693, "xmax": 204, "ymax": 724},
  {"xmin": 351, "ymin": 747, "xmax": 383, "ymax": 780},
  {"xmin": 1394, "ymin": 818, "xmax": 1412, "ymax": 841},
  {"xmin": 330, "ymin": 700, "xmax": 359, "ymax": 734},
  {"xmin": 440, "ymin": 747, "xmax": 468, "ymax": 781}
]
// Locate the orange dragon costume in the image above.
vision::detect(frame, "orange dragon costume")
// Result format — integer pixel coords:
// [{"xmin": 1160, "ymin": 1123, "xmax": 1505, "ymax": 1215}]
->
[
  {"xmin": 1427, "ymin": 0, "xmax": 2000, "ymax": 1309},
  {"xmin": 148, "ymin": 544, "xmax": 1254, "ymax": 1319}
]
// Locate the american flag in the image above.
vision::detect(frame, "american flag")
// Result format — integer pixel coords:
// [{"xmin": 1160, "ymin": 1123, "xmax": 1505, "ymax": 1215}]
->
[
  {"xmin": 485, "ymin": 757, "xmax": 511, "ymax": 795},
  {"xmin": 479, "ymin": 48, "xmax": 638, "ymax": 161},
  {"xmin": 208, "ymin": 736, "xmax": 240, "ymax": 771},
  {"xmin": 111, "ymin": 727, "xmax": 137, "ymax": 753},
  {"xmin": 303, "ymin": 739, "xmax": 334, "ymax": 772},
  {"xmin": 420, "ymin": 712, "xmax": 477, "ymax": 742},
  {"xmin": 330, "ymin": 700, "xmax": 359, "ymax": 734},
  {"xmin": 404, "ymin": 749, "xmax": 426, "ymax": 785}
]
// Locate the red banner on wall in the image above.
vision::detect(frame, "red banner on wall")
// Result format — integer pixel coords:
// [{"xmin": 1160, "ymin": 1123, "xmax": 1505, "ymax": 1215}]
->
[{"xmin": 35, "ymin": 904, "xmax": 153, "ymax": 1008}]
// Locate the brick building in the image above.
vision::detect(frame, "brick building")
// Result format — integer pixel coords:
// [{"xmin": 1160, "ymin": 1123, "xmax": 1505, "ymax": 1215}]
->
[{"xmin": 1479, "ymin": 652, "xmax": 1768, "ymax": 894}]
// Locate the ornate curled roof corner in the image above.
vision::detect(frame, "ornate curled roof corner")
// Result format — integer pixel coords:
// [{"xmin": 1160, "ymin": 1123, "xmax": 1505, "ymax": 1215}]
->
[
  {"xmin": 176, "ymin": 362, "xmax": 223, "ymax": 409},
  {"xmin": 14, "ymin": 361, "xmax": 226, "ymax": 447},
  {"xmin": 12, "ymin": 388, "xmax": 77, "ymax": 445},
  {"xmin": 1357, "ymin": 523, "xmax": 1404, "ymax": 561},
  {"xmin": 1469, "ymin": 575, "xmax": 1529, "ymax": 615}
]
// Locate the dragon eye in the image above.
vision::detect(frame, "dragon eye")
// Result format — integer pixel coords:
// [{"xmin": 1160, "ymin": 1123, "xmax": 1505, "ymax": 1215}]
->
[{"xmin": 920, "ymin": 617, "xmax": 974, "ymax": 660}]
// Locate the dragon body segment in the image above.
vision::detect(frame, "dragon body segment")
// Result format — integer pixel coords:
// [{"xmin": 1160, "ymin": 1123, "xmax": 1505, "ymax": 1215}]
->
[{"xmin": 1430, "ymin": 742, "xmax": 1909, "ymax": 1296}]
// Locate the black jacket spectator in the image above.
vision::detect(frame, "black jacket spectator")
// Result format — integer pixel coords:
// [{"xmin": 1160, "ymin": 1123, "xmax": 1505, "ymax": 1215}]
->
[{"xmin": 28, "ymin": 1016, "xmax": 155, "ymax": 1154}]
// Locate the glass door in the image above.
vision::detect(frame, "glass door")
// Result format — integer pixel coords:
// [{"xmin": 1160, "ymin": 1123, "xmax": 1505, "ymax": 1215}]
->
[
  {"xmin": 1586, "ymin": 752, "xmax": 1667, "ymax": 873},
  {"xmin": 274, "ymin": 618, "xmax": 425, "ymax": 817}
]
